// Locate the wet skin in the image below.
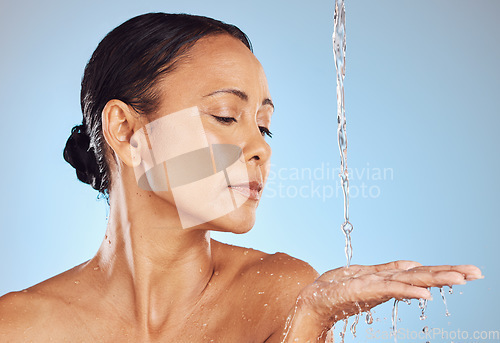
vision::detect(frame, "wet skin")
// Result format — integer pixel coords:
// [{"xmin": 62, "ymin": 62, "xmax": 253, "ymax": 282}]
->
[{"xmin": 0, "ymin": 35, "xmax": 483, "ymax": 343}]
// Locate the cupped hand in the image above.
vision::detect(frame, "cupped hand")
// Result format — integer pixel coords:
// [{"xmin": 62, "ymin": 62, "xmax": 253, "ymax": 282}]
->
[{"xmin": 296, "ymin": 260, "xmax": 483, "ymax": 328}]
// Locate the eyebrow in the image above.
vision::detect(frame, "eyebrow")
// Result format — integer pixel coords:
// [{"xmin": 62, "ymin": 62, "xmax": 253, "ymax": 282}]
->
[{"xmin": 204, "ymin": 88, "xmax": 274, "ymax": 111}]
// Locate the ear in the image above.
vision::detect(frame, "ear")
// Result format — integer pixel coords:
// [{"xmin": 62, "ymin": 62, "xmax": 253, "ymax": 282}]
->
[{"xmin": 101, "ymin": 99, "xmax": 140, "ymax": 168}]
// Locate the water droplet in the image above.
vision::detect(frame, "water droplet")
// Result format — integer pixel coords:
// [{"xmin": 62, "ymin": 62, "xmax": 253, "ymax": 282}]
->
[
  {"xmin": 74, "ymin": 280, "xmax": 80, "ymax": 285},
  {"xmin": 214, "ymin": 271, "xmax": 219, "ymax": 276},
  {"xmin": 244, "ymin": 250, "xmax": 249, "ymax": 255},
  {"xmin": 422, "ymin": 326, "xmax": 429, "ymax": 333},
  {"xmin": 365, "ymin": 310, "xmax": 374, "ymax": 324},
  {"xmin": 93, "ymin": 266, "xmax": 99, "ymax": 271},
  {"xmin": 258, "ymin": 291, "xmax": 265, "ymax": 295},
  {"xmin": 264, "ymin": 303, "xmax": 268, "ymax": 307},
  {"xmin": 256, "ymin": 270, "xmax": 260, "ymax": 274},
  {"xmin": 448, "ymin": 285, "xmax": 453, "ymax": 294}
]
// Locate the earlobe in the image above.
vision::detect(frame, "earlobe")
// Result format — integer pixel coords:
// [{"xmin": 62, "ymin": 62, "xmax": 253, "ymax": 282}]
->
[{"xmin": 101, "ymin": 99, "xmax": 138, "ymax": 167}]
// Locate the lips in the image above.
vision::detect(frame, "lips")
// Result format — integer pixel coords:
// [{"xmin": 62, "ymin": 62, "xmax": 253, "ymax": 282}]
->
[{"xmin": 228, "ymin": 181, "xmax": 263, "ymax": 201}]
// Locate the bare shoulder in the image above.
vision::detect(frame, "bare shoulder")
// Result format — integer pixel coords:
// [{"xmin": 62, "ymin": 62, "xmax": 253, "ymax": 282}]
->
[
  {"xmin": 0, "ymin": 289, "xmax": 58, "ymax": 340},
  {"xmin": 212, "ymin": 239, "xmax": 320, "ymax": 305},
  {"xmin": 260, "ymin": 251, "xmax": 320, "ymax": 284},
  {"xmin": 0, "ymin": 264, "xmax": 89, "ymax": 341},
  {"xmin": 211, "ymin": 240, "xmax": 321, "ymax": 340},
  {"xmin": 211, "ymin": 239, "xmax": 319, "ymax": 286}
]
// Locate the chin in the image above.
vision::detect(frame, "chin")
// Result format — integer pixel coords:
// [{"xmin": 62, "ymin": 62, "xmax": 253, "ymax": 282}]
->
[{"xmin": 206, "ymin": 204, "xmax": 257, "ymax": 234}]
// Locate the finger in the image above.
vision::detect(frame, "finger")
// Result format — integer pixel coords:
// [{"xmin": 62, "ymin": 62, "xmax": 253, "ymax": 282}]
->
[
  {"xmin": 371, "ymin": 260, "xmax": 423, "ymax": 273},
  {"xmin": 317, "ymin": 261, "xmax": 423, "ymax": 282},
  {"xmin": 349, "ymin": 275, "xmax": 432, "ymax": 301},
  {"xmin": 344, "ymin": 261, "xmax": 422, "ymax": 278},
  {"xmin": 382, "ymin": 269, "xmax": 467, "ymax": 288},
  {"xmin": 374, "ymin": 280, "xmax": 432, "ymax": 301},
  {"xmin": 409, "ymin": 264, "xmax": 483, "ymax": 281}
]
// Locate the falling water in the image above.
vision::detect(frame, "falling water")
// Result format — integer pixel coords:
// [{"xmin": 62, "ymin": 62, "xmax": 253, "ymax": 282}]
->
[
  {"xmin": 391, "ymin": 299, "xmax": 399, "ymax": 343},
  {"xmin": 418, "ymin": 297, "xmax": 428, "ymax": 320},
  {"xmin": 333, "ymin": 0, "xmax": 353, "ymax": 270},
  {"xmin": 331, "ymin": 1, "xmax": 457, "ymax": 340},
  {"xmin": 328, "ymin": 1, "xmax": 353, "ymax": 339},
  {"xmin": 339, "ymin": 318, "xmax": 348, "ymax": 343},
  {"xmin": 439, "ymin": 287, "xmax": 451, "ymax": 317},
  {"xmin": 365, "ymin": 310, "xmax": 374, "ymax": 324},
  {"xmin": 350, "ymin": 313, "xmax": 360, "ymax": 337}
]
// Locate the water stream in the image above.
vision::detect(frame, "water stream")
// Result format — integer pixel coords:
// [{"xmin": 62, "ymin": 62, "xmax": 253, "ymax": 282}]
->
[
  {"xmin": 333, "ymin": 0, "xmax": 353, "ymax": 269},
  {"xmin": 331, "ymin": 1, "xmax": 453, "ymax": 341}
]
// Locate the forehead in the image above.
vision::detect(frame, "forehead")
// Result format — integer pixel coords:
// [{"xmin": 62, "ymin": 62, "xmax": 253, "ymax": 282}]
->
[
  {"xmin": 185, "ymin": 34, "xmax": 263, "ymax": 75},
  {"xmin": 156, "ymin": 34, "xmax": 270, "ymax": 111}
]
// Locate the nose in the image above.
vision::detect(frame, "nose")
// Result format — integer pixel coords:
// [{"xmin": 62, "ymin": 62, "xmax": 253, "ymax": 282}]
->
[{"xmin": 243, "ymin": 125, "xmax": 272, "ymax": 166}]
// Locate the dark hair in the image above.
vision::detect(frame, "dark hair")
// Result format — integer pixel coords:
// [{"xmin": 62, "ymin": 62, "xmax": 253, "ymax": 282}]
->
[{"xmin": 63, "ymin": 12, "xmax": 252, "ymax": 202}]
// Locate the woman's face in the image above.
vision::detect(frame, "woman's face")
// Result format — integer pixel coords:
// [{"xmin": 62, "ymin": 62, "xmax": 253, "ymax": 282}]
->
[{"xmin": 131, "ymin": 34, "xmax": 273, "ymax": 234}]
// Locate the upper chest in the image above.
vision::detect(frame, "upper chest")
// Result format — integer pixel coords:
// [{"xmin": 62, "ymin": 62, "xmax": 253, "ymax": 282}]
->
[{"xmin": 39, "ymin": 272, "xmax": 285, "ymax": 343}]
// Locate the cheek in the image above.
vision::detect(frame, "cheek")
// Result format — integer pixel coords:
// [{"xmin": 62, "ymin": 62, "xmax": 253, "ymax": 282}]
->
[{"xmin": 203, "ymin": 127, "xmax": 240, "ymax": 146}]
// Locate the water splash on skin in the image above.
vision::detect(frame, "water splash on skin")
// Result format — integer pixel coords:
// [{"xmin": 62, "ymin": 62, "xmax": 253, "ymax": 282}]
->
[
  {"xmin": 439, "ymin": 287, "xmax": 451, "ymax": 317},
  {"xmin": 280, "ymin": 302, "xmax": 298, "ymax": 343},
  {"xmin": 391, "ymin": 299, "xmax": 399, "ymax": 343},
  {"xmin": 333, "ymin": 0, "xmax": 353, "ymax": 268}
]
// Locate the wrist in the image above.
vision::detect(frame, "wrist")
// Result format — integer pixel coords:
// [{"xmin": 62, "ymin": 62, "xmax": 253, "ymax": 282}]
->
[{"xmin": 281, "ymin": 299, "xmax": 330, "ymax": 343}]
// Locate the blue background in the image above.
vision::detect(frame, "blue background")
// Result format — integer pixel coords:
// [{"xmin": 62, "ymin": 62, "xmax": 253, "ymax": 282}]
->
[{"xmin": 1, "ymin": 0, "xmax": 498, "ymax": 341}]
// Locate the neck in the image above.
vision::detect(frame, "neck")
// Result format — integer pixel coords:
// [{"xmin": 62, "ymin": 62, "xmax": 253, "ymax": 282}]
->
[{"xmin": 88, "ymin": 180, "xmax": 215, "ymax": 333}]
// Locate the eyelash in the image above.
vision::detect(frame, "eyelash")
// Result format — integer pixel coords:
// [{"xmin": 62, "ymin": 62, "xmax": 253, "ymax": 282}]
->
[{"xmin": 212, "ymin": 115, "xmax": 273, "ymax": 138}]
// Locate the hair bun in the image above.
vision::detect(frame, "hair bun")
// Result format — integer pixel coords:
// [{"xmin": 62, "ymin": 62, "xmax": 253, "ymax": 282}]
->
[{"xmin": 63, "ymin": 124, "xmax": 101, "ymax": 190}]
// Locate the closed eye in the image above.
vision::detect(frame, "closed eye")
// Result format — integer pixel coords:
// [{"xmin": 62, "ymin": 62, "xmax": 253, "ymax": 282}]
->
[
  {"xmin": 212, "ymin": 115, "xmax": 272, "ymax": 138},
  {"xmin": 212, "ymin": 115, "xmax": 237, "ymax": 124}
]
